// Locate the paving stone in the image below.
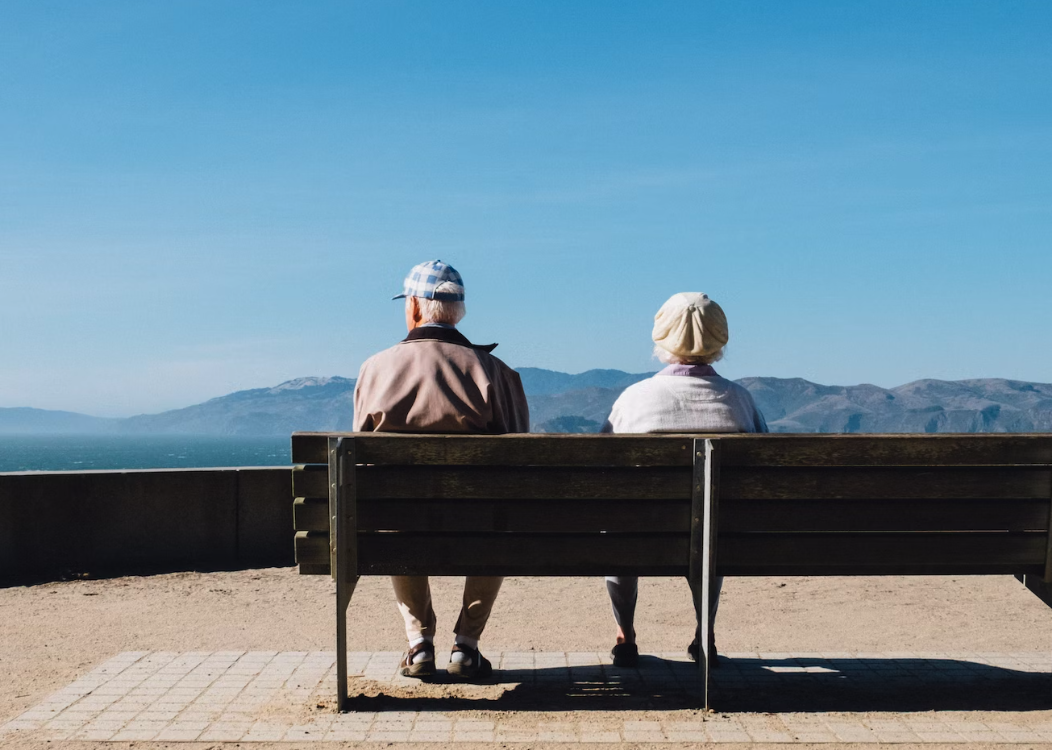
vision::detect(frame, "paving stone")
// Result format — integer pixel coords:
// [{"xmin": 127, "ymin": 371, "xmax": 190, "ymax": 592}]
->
[
  {"xmin": 327, "ymin": 730, "xmax": 370, "ymax": 741},
  {"xmin": 789, "ymin": 730, "xmax": 840, "ymax": 742},
  {"xmin": 82, "ymin": 719, "xmax": 129, "ymax": 731},
  {"xmin": 998, "ymin": 730, "xmax": 1047, "ymax": 742},
  {"xmin": 73, "ymin": 728, "xmax": 117, "ymax": 740},
  {"xmin": 411, "ymin": 730, "xmax": 453, "ymax": 741},
  {"xmin": 664, "ymin": 721, "xmax": 705, "ymax": 732},
  {"xmin": 747, "ymin": 729, "xmax": 795, "ymax": 742},
  {"xmin": 826, "ymin": 721, "xmax": 880, "ymax": 742},
  {"xmin": 913, "ymin": 730, "xmax": 964, "ymax": 742},
  {"xmin": 369, "ymin": 730, "xmax": 412, "ymax": 741},
  {"xmin": 623, "ymin": 730, "xmax": 667, "ymax": 742},
  {"xmin": 414, "ymin": 720, "xmax": 452, "ymax": 730},
  {"xmin": 624, "ymin": 719, "xmax": 662, "ymax": 730},
  {"xmin": 41, "ymin": 727, "xmax": 80, "ymax": 740},
  {"xmin": 873, "ymin": 730, "xmax": 923, "ymax": 742},
  {"xmin": 284, "ymin": 723, "xmax": 331, "ymax": 740},
  {"xmin": 373, "ymin": 723, "xmax": 415, "ymax": 732},
  {"xmin": 332, "ymin": 715, "xmax": 378, "ymax": 727},
  {"xmin": 2, "ymin": 720, "xmax": 45, "ymax": 732},
  {"xmin": 199, "ymin": 724, "xmax": 252, "ymax": 741},
  {"xmin": 495, "ymin": 730, "xmax": 538, "ymax": 742},
  {"xmin": 666, "ymin": 729, "xmax": 709, "ymax": 741},
  {"xmin": 711, "ymin": 731, "xmax": 753, "ymax": 742},
  {"xmin": 241, "ymin": 721, "xmax": 289, "ymax": 741},
  {"xmin": 959, "ymin": 730, "xmax": 1011, "ymax": 742},
  {"xmin": 456, "ymin": 730, "xmax": 498, "ymax": 741},
  {"xmin": 112, "ymin": 727, "xmax": 161, "ymax": 741}
]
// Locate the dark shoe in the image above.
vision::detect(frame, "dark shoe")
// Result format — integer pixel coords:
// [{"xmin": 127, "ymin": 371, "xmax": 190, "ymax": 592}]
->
[
  {"xmin": 687, "ymin": 639, "xmax": 721, "ymax": 668},
  {"xmin": 446, "ymin": 644, "xmax": 493, "ymax": 681},
  {"xmin": 610, "ymin": 642, "xmax": 639, "ymax": 668},
  {"xmin": 399, "ymin": 641, "xmax": 436, "ymax": 678}
]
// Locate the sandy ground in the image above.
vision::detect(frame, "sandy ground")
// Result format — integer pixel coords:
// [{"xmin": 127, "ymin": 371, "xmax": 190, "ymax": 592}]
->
[{"xmin": 2, "ymin": 568, "xmax": 1051, "ymax": 748}]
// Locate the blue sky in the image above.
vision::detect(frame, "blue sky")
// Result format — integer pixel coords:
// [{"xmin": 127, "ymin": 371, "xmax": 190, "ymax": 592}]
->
[{"xmin": 1, "ymin": 1, "xmax": 1050, "ymax": 416}]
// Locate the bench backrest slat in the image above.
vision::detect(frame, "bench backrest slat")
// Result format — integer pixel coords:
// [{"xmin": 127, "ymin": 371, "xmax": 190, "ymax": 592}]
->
[
  {"xmin": 721, "ymin": 498, "xmax": 1048, "ymax": 533},
  {"xmin": 357, "ymin": 466, "xmax": 691, "ymax": 501},
  {"xmin": 297, "ymin": 530, "xmax": 688, "ymax": 576},
  {"xmin": 292, "ymin": 433, "xmax": 694, "ymax": 466},
  {"xmin": 719, "ymin": 434, "xmax": 1052, "ymax": 466},
  {"xmin": 722, "ymin": 466, "xmax": 1051, "ymax": 500},
  {"xmin": 721, "ymin": 531, "xmax": 1047, "ymax": 576},
  {"xmin": 297, "ymin": 496, "xmax": 691, "ymax": 533}
]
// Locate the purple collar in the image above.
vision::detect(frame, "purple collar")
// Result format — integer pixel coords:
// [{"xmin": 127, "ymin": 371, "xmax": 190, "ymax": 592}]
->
[{"xmin": 658, "ymin": 364, "xmax": 719, "ymax": 378}]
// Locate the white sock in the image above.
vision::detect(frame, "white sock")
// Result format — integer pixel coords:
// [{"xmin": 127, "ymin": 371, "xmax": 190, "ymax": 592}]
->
[
  {"xmin": 451, "ymin": 635, "xmax": 478, "ymax": 664},
  {"xmin": 409, "ymin": 637, "xmax": 433, "ymax": 664}
]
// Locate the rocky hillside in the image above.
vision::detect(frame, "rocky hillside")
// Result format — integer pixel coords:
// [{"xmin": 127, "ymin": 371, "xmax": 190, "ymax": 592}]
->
[
  {"xmin": 119, "ymin": 377, "xmax": 357, "ymax": 436},
  {"xmin": 516, "ymin": 368, "xmax": 652, "ymax": 396},
  {"xmin": 745, "ymin": 377, "xmax": 1052, "ymax": 433}
]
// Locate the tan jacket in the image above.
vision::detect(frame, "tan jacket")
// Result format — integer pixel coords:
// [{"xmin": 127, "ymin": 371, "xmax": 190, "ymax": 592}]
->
[{"xmin": 353, "ymin": 327, "xmax": 530, "ymax": 434}]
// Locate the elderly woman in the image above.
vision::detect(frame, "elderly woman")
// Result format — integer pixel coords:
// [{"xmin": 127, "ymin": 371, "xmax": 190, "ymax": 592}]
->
[{"xmin": 601, "ymin": 292, "xmax": 767, "ymax": 668}]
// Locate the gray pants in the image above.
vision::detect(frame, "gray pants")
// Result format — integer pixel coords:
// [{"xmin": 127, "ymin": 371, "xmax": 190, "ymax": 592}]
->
[{"xmin": 605, "ymin": 576, "xmax": 724, "ymax": 640}]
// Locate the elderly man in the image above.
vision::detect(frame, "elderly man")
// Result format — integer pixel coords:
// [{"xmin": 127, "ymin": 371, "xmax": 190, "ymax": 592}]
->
[{"xmin": 353, "ymin": 260, "xmax": 529, "ymax": 680}]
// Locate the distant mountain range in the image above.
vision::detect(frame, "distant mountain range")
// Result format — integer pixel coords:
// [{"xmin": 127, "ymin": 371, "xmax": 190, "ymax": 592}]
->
[
  {"xmin": 1, "ymin": 369, "xmax": 1050, "ymax": 436},
  {"xmin": 119, "ymin": 376, "xmax": 358, "ymax": 436},
  {"xmin": 0, "ymin": 407, "xmax": 115, "ymax": 435},
  {"xmin": 742, "ymin": 377, "xmax": 1052, "ymax": 433}
]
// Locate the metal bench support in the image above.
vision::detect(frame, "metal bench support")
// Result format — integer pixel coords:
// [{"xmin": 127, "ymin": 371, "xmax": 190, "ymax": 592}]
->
[
  {"xmin": 1018, "ymin": 483, "xmax": 1052, "ymax": 609},
  {"xmin": 689, "ymin": 438, "xmax": 720, "ymax": 710},
  {"xmin": 330, "ymin": 437, "xmax": 359, "ymax": 712}
]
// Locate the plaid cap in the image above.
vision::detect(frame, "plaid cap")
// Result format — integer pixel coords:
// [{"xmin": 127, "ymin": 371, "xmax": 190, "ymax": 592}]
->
[{"xmin": 392, "ymin": 259, "xmax": 465, "ymax": 302}]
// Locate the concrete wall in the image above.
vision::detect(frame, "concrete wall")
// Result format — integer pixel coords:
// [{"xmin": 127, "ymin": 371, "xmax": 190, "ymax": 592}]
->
[{"xmin": 0, "ymin": 467, "xmax": 293, "ymax": 582}]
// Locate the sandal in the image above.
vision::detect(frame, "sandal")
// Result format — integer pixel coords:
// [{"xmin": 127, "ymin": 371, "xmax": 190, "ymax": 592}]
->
[
  {"xmin": 399, "ymin": 641, "xmax": 436, "ymax": 678},
  {"xmin": 446, "ymin": 643, "xmax": 493, "ymax": 681}
]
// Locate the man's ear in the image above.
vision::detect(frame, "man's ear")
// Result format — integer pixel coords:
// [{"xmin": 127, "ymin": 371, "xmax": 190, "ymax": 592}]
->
[{"xmin": 409, "ymin": 297, "xmax": 424, "ymax": 324}]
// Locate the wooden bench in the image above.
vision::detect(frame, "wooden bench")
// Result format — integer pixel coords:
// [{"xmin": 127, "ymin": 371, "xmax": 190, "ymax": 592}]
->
[{"xmin": 291, "ymin": 432, "xmax": 1052, "ymax": 711}]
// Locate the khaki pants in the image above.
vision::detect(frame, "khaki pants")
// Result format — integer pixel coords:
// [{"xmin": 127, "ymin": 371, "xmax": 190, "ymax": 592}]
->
[{"xmin": 392, "ymin": 576, "xmax": 504, "ymax": 642}]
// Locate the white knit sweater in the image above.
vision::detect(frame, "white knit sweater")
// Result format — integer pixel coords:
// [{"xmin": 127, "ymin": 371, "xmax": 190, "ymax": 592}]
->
[{"xmin": 602, "ymin": 370, "xmax": 768, "ymax": 434}]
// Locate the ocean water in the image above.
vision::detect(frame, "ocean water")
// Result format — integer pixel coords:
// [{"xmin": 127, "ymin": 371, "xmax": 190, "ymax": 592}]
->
[{"xmin": 0, "ymin": 434, "xmax": 291, "ymax": 472}]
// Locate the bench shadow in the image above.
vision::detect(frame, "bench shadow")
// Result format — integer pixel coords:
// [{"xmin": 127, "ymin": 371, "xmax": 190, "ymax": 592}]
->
[
  {"xmin": 711, "ymin": 656, "xmax": 1050, "ymax": 713},
  {"xmin": 344, "ymin": 655, "xmax": 1050, "ymax": 713}
]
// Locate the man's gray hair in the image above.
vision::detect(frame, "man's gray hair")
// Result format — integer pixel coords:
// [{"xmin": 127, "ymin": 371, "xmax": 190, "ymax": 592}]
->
[
  {"xmin": 653, "ymin": 344, "xmax": 724, "ymax": 366},
  {"xmin": 411, "ymin": 281, "xmax": 466, "ymax": 326}
]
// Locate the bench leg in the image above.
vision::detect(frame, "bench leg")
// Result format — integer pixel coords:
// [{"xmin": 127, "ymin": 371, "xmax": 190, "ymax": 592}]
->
[
  {"xmin": 688, "ymin": 438, "xmax": 720, "ymax": 710},
  {"xmin": 1016, "ymin": 574, "xmax": 1052, "ymax": 703},
  {"xmin": 689, "ymin": 579, "xmax": 713, "ymax": 709},
  {"xmin": 331, "ymin": 436, "xmax": 359, "ymax": 712},
  {"xmin": 336, "ymin": 575, "xmax": 359, "ymax": 711}
]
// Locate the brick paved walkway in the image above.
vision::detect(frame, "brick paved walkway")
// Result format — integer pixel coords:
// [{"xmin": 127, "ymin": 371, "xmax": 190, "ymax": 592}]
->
[{"xmin": 2, "ymin": 650, "xmax": 1050, "ymax": 743}]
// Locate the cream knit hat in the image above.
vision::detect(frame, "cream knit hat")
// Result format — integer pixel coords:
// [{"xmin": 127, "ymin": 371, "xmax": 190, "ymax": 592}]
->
[{"xmin": 652, "ymin": 292, "xmax": 729, "ymax": 360}]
